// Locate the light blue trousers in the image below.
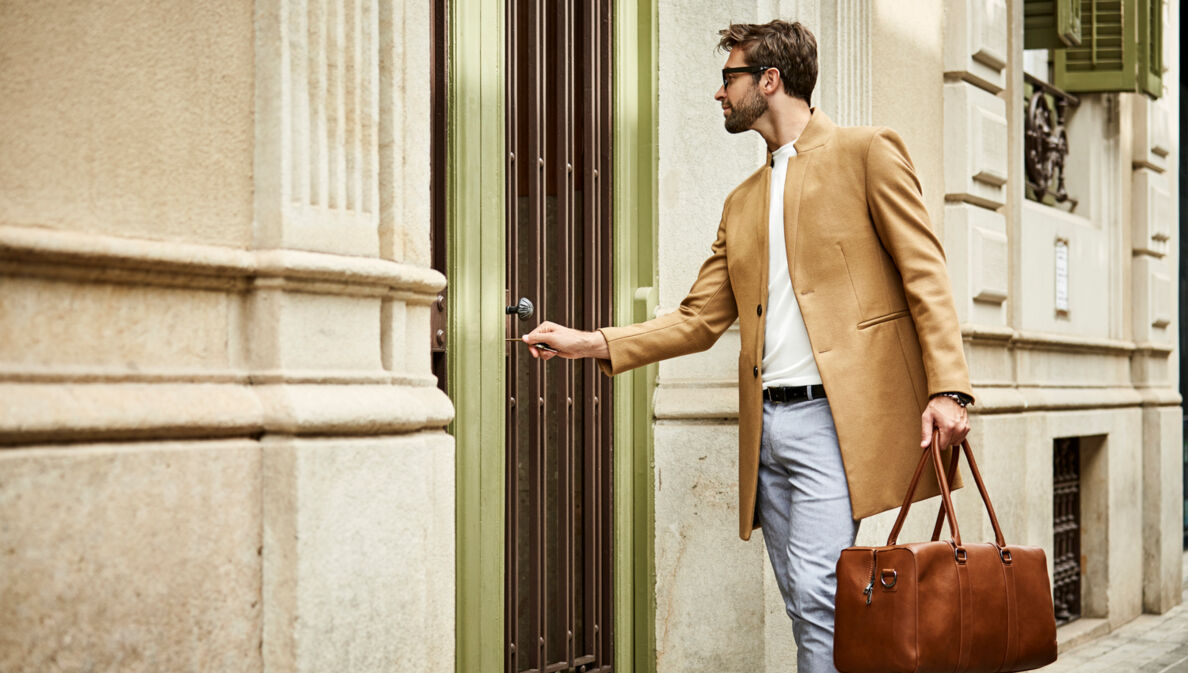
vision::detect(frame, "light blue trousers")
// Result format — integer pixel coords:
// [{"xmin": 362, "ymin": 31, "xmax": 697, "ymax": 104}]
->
[{"xmin": 756, "ymin": 397, "xmax": 860, "ymax": 673}]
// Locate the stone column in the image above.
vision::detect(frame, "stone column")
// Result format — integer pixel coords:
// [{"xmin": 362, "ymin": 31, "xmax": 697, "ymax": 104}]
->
[
  {"xmin": 0, "ymin": 1, "xmax": 452, "ymax": 671},
  {"xmin": 1128, "ymin": 88, "xmax": 1183, "ymax": 613},
  {"xmin": 252, "ymin": 1, "xmax": 453, "ymax": 671}
]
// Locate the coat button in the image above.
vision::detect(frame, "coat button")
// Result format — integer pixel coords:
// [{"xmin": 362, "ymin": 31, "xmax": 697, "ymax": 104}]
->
[
  {"xmin": 753, "ymin": 366, "xmax": 759, "ymax": 377},
  {"xmin": 756, "ymin": 304, "xmax": 763, "ymax": 316}
]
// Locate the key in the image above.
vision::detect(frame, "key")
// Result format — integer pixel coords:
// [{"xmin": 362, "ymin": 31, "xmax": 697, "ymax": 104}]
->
[{"xmin": 506, "ymin": 338, "xmax": 557, "ymax": 353}]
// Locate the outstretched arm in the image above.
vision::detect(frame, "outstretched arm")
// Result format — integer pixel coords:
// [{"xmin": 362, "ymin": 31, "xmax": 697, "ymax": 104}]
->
[{"xmin": 522, "ymin": 207, "xmax": 738, "ymax": 374}]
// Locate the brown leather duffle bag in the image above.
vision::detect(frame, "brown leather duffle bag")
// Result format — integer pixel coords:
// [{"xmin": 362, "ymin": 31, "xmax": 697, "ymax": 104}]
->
[{"xmin": 833, "ymin": 434, "xmax": 1058, "ymax": 673}]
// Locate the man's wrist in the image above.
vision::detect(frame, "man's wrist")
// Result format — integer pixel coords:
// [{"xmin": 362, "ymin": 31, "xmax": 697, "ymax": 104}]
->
[
  {"xmin": 586, "ymin": 329, "xmax": 610, "ymax": 360},
  {"xmin": 931, "ymin": 391, "xmax": 972, "ymax": 408}
]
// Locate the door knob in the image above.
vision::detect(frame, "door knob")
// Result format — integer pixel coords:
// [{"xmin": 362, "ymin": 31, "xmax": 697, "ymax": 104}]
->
[{"xmin": 506, "ymin": 297, "xmax": 534, "ymax": 320}]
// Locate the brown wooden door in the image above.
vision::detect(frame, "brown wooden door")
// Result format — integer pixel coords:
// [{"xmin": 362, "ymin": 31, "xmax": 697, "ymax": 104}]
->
[{"xmin": 504, "ymin": 1, "xmax": 613, "ymax": 671}]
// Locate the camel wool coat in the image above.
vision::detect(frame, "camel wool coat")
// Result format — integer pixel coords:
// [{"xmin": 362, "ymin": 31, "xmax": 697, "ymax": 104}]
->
[{"xmin": 598, "ymin": 110, "xmax": 973, "ymax": 541}]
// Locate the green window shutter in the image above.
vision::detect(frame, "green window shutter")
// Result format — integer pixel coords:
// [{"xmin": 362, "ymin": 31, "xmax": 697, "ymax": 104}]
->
[
  {"xmin": 1025, "ymin": 0, "xmax": 1082, "ymax": 49},
  {"xmin": 1137, "ymin": 0, "xmax": 1163, "ymax": 97},
  {"xmin": 1054, "ymin": 0, "xmax": 1137, "ymax": 93}
]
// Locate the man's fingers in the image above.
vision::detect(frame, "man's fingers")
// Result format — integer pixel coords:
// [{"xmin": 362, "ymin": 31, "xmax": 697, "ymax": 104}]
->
[
  {"xmin": 532, "ymin": 321, "xmax": 558, "ymax": 337},
  {"xmin": 523, "ymin": 322, "xmax": 561, "ymax": 346},
  {"xmin": 952, "ymin": 424, "xmax": 970, "ymax": 446},
  {"xmin": 937, "ymin": 429, "xmax": 953, "ymax": 449},
  {"xmin": 920, "ymin": 412, "xmax": 933, "ymax": 449}
]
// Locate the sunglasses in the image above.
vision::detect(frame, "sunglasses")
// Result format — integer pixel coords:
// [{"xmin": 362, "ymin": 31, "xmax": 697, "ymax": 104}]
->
[{"xmin": 721, "ymin": 65, "xmax": 779, "ymax": 89}]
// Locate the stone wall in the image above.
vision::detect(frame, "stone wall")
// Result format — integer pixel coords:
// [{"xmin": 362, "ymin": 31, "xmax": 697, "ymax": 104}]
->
[{"xmin": 0, "ymin": 2, "xmax": 453, "ymax": 672}]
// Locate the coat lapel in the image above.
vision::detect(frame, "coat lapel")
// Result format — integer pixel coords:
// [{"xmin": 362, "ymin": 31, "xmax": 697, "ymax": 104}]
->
[
  {"xmin": 759, "ymin": 164, "xmax": 771, "ymax": 311},
  {"xmin": 781, "ymin": 155, "xmax": 809, "ymax": 283},
  {"xmin": 736, "ymin": 111, "xmax": 836, "ymax": 356},
  {"xmin": 785, "ymin": 109, "xmax": 836, "ymax": 282}
]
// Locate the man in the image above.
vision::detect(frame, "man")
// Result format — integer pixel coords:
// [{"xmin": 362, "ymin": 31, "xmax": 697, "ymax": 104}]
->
[{"xmin": 523, "ymin": 20, "xmax": 973, "ymax": 673}]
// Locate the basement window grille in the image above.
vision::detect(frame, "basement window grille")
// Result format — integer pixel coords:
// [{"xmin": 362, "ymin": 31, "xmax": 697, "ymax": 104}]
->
[{"xmin": 1052, "ymin": 437, "xmax": 1082, "ymax": 626}]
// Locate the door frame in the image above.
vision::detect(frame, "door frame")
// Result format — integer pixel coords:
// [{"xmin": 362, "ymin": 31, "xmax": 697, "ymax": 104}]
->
[{"xmin": 448, "ymin": 1, "xmax": 658, "ymax": 672}]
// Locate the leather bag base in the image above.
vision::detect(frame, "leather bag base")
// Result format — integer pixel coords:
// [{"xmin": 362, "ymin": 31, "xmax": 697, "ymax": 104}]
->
[
  {"xmin": 834, "ymin": 542, "xmax": 1057, "ymax": 672},
  {"xmin": 833, "ymin": 437, "xmax": 1058, "ymax": 673}
]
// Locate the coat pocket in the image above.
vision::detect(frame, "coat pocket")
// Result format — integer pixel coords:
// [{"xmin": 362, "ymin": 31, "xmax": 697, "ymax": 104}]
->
[
  {"xmin": 838, "ymin": 237, "xmax": 908, "ymax": 322},
  {"xmin": 857, "ymin": 309, "xmax": 910, "ymax": 330}
]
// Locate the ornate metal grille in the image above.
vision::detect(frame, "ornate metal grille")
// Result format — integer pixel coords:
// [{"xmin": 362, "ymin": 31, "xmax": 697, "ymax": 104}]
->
[
  {"xmin": 505, "ymin": 0, "xmax": 614, "ymax": 671},
  {"xmin": 1052, "ymin": 438, "xmax": 1082, "ymax": 626},
  {"xmin": 1024, "ymin": 73, "xmax": 1079, "ymax": 208}
]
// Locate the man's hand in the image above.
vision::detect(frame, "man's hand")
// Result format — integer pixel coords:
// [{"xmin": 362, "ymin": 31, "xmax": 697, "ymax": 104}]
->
[
  {"xmin": 521, "ymin": 321, "xmax": 610, "ymax": 362},
  {"xmin": 920, "ymin": 395, "xmax": 970, "ymax": 449}
]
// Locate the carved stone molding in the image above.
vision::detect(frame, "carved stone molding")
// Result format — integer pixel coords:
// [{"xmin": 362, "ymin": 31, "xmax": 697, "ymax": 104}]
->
[
  {"xmin": 0, "ymin": 380, "xmax": 452, "ymax": 444},
  {"xmin": 1133, "ymin": 255, "xmax": 1172, "ymax": 337},
  {"xmin": 829, "ymin": 0, "xmax": 871, "ymax": 126},
  {"xmin": 0, "ymin": 222, "xmax": 450, "ymax": 443},
  {"xmin": 1131, "ymin": 95, "xmax": 1171, "ymax": 172},
  {"xmin": 944, "ymin": 0, "xmax": 1007, "ymax": 94},
  {"xmin": 0, "ymin": 224, "xmax": 444, "ymax": 299},
  {"xmin": 944, "ymin": 82, "xmax": 1008, "ymax": 209},
  {"xmin": 945, "ymin": 204, "xmax": 1008, "ymax": 322},
  {"xmin": 1132, "ymin": 168, "xmax": 1172, "ymax": 257},
  {"xmin": 255, "ymin": 0, "xmax": 384, "ymax": 256}
]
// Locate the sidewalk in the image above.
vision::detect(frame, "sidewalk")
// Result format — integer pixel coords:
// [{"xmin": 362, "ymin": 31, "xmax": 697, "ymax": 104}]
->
[{"xmin": 1039, "ymin": 553, "xmax": 1188, "ymax": 672}]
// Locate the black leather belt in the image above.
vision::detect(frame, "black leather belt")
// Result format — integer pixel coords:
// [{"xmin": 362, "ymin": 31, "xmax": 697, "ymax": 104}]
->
[{"xmin": 763, "ymin": 384, "xmax": 827, "ymax": 404}]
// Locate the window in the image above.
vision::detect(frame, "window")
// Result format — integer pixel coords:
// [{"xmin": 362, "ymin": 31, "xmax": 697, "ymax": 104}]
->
[{"xmin": 1026, "ymin": 0, "xmax": 1164, "ymax": 98}]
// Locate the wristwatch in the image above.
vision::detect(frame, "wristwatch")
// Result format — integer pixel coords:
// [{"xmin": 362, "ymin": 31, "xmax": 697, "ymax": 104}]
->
[{"xmin": 932, "ymin": 391, "xmax": 972, "ymax": 408}]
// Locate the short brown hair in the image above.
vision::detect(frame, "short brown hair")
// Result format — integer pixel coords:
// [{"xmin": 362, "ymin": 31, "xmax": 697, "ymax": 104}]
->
[{"xmin": 717, "ymin": 20, "xmax": 817, "ymax": 105}]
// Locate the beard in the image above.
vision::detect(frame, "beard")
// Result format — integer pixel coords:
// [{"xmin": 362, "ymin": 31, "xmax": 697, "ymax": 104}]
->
[{"xmin": 724, "ymin": 85, "xmax": 767, "ymax": 134}]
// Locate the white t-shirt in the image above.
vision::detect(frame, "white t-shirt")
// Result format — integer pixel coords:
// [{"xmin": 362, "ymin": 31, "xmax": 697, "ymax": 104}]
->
[{"xmin": 762, "ymin": 140, "xmax": 823, "ymax": 388}]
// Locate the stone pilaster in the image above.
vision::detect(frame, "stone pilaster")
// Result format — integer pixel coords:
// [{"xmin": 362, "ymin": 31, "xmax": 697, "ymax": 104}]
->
[
  {"xmin": 0, "ymin": 0, "xmax": 452, "ymax": 671},
  {"xmin": 252, "ymin": 1, "xmax": 453, "ymax": 671},
  {"xmin": 1128, "ymin": 89, "xmax": 1183, "ymax": 613},
  {"xmin": 942, "ymin": 0, "xmax": 1010, "ymax": 330}
]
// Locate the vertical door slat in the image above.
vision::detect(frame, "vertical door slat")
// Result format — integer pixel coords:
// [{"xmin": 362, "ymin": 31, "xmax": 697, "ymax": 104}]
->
[{"xmin": 505, "ymin": 0, "xmax": 521, "ymax": 669}]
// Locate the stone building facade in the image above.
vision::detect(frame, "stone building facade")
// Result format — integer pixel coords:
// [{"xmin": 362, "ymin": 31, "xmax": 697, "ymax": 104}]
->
[{"xmin": 0, "ymin": 1, "xmax": 1181, "ymax": 673}]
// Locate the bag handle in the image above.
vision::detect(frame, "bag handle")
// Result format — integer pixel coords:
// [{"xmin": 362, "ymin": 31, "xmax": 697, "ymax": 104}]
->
[
  {"xmin": 886, "ymin": 432, "xmax": 957, "ymax": 545},
  {"xmin": 886, "ymin": 432, "xmax": 1007, "ymax": 549},
  {"xmin": 930, "ymin": 449, "xmax": 960, "ymax": 542}
]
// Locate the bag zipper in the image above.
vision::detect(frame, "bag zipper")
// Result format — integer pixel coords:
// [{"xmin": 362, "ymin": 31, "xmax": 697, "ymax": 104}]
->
[{"xmin": 864, "ymin": 549, "xmax": 877, "ymax": 605}]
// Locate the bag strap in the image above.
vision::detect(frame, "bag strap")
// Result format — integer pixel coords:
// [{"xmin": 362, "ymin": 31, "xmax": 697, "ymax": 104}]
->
[
  {"xmin": 886, "ymin": 433, "xmax": 1008, "ymax": 549},
  {"xmin": 886, "ymin": 432, "xmax": 958, "ymax": 545},
  {"xmin": 957, "ymin": 439, "xmax": 1007, "ymax": 548},
  {"xmin": 930, "ymin": 449, "xmax": 960, "ymax": 541}
]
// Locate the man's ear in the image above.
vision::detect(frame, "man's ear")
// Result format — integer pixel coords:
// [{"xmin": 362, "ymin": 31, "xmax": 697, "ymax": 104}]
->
[{"xmin": 763, "ymin": 70, "xmax": 781, "ymax": 94}]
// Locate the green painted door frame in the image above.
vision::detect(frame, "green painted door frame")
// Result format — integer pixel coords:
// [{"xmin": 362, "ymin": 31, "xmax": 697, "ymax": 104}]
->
[
  {"xmin": 448, "ymin": 1, "xmax": 658, "ymax": 672},
  {"xmin": 610, "ymin": 0, "xmax": 659, "ymax": 671},
  {"xmin": 448, "ymin": 0, "xmax": 506, "ymax": 670}
]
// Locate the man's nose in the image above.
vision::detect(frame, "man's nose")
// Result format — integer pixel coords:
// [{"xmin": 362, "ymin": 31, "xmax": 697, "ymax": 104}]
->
[{"xmin": 714, "ymin": 85, "xmax": 726, "ymax": 101}]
